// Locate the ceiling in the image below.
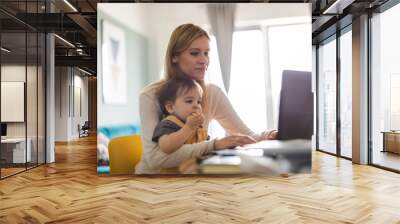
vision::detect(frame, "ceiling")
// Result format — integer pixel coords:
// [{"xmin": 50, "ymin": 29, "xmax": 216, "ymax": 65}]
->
[
  {"xmin": 0, "ymin": 0, "xmax": 99, "ymax": 74},
  {"xmin": 0, "ymin": 0, "xmax": 393, "ymax": 76}
]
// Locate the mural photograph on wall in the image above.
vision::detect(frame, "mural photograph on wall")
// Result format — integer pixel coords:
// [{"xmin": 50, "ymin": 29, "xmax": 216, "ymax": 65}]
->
[{"xmin": 97, "ymin": 3, "xmax": 313, "ymax": 176}]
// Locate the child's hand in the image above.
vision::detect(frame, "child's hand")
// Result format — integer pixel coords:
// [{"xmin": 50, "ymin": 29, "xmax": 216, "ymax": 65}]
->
[{"xmin": 185, "ymin": 112, "xmax": 204, "ymax": 130}]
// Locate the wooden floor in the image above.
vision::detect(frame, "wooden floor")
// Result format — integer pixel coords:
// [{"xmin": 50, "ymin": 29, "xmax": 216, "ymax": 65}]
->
[
  {"xmin": 1, "ymin": 135, "xmax": 400, "ymax": 223},
  {"xmin": 1, "ymin": 167, "xmax": 26, "ymax": 178},
  {"xmin": 1, "ymin": 163, "xmax": 46, "ymax": 178}
]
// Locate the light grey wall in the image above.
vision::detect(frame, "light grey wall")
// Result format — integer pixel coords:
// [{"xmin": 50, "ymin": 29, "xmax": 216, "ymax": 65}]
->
[
  {"xmin": 55, "ymin": 67, "xmax": 90, "ymax": 141},
  {"xmin": 55, "ymin": 67, "xmax": 69, "ymax": 141},
  {"xmin": 1, "ymin": 65, "xmax": 41, "ymax": 140},
  {"xmin": 72, "ymin": 73, "xmax": 89, "ymax": 138},
  {"xmin": 97, "ymin": 8, "xmax": 149, "ymax": 128}
]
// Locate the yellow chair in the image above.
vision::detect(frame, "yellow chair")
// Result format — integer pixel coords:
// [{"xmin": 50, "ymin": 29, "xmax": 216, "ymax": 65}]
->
[{"xmin": 108, "ymin": 135, "xmax": 142, "ymax": 175}]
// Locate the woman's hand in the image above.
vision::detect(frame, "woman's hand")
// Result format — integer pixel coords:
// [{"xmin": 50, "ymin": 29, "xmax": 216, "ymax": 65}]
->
[
  {"xmin": 214, "ymin": 134, "xmax": 256, "ymax": 150},
  {"xmin": 259, "ymin": 130, "xmax": 278, "ymax": 141}
]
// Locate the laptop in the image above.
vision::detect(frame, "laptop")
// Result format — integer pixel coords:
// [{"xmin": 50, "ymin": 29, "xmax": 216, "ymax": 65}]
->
[
  {"xmin": 209, "ymin": 71, "xmax": 314, "ymax": 173},
  {"xmin": 277, "ymin": 70, "xmax": 313, "ymax": 140}
]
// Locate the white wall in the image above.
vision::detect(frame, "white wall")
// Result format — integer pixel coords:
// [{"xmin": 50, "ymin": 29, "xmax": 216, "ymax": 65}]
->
[
  {"xmin": 97, "ymin": 3, "xmax": 153, "ymax": 37},
  {"xmin": 1, "ymin": 64, "xmax": 46, "ymax": 164},
  {"xmin": 72, "ymin": 74, "xmax": 89, "ymax": 138},
  {"xmin": 55, "ymin": 67, "xmax": 89, "ymax": 141},
  {"xmin": 1, "ymin": 65, "xmax": 26, "ymax": 139},
  {"xmin": 97, "ymin": 7, "xmax": 148, "ymax": 128},
  {"xmin": 55, "ymin": 67, "xmax": 68, "ymax": 141},
  {"xmin": 1, "ymin": 65, "xmax": 38, "ymax": 137}
]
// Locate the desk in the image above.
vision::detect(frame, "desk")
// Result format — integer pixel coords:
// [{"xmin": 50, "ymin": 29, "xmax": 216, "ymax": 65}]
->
[
  {"xmin": 382, "ymin": 131, "xmax": 400, "ymax": 154},
  {"xmin": 1, "ymin": 138, "xmax": 31, "ymax": 164}
]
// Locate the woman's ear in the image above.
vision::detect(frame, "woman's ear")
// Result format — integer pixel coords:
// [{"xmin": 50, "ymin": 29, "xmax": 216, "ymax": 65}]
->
[{"xmin": 172, "ymin": 56, "xmax": 178, "ymax": 63}]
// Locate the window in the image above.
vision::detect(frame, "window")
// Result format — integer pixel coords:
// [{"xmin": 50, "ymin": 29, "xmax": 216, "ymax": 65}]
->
[
  {"xmin": 205, "ymin": 36, "xmax": 225, "ymax": 138},
  {"xmin": 390, "ymin": 74, "xmax": 400, "ymax": 130},
  {"xmin": 207, "ymin": 23, "xmax": 311, "ymax": 139},
  {"xmin": 229, "ymin": 30, "xmax": 267, "ymax": 133},
  {"xmin": 371, "ymin": 3, "xmax": 400, "ymax": 171},
  {"xmin": 339, "ymin": 29, "xmax": 352, "ymax": 158},
  {"xmin": 268, "ymin": 24, "xmax": 312, "ymax": 128},
  {"xmin": 318, "ymin": 37, "xmax": 337, "ymax": 154},
  {"xmin": 206, "ymin": 30, "xmax": 267, "ymax": 137}
]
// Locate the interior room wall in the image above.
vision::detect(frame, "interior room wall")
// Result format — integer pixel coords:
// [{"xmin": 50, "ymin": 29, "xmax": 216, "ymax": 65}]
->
[
  {"xmin": 1, "ymin": 63, "xmax": 45, "ymax": 165},
  {"xmin": 97, "ymin": 6, "xmax": 149, "ymax": 128},
  {"xmin": 55, "ymin": 67, "xmax": 69, "ymax": 141},
  {"xmin": 71, "ymin": 73, "xmax": 89, "ymax": 138},
  {"xmin": 1, "ymin": 65, "xmax": 39, "ymax": 139},
  {"xmin": 55, "ymin": 67, "xmax": 89, "ymax": 141}
]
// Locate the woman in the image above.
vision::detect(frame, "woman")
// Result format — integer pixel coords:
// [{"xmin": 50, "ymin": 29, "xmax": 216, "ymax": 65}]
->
[{"xmin": 135, "ymin": 23, "xmax": 277, "ymax": 174}]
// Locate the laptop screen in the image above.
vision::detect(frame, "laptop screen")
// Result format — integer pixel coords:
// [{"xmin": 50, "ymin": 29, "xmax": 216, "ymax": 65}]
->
[{"xmin": 277, "ymin": 70, "xmax": 313, "ymax": 140}]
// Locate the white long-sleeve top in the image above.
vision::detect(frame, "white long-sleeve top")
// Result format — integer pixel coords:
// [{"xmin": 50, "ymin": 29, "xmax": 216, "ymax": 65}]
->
[{"xmin": 135, "ymin": 82, "xmax": 261, "ymax": 174}]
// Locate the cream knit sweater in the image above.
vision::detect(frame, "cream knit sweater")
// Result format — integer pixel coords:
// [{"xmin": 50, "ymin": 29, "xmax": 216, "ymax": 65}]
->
[{"xmin": 135, "ymin": 82, "xmax": 260, "ymax": 174}]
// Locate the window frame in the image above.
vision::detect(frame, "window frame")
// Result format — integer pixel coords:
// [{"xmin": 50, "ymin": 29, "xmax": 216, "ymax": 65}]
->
[{"xmin": 315, "ymin": 24, "xmax": 353, "ymax": 161}]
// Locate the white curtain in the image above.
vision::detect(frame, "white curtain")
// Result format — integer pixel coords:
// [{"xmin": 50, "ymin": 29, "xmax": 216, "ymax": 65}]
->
[{"xmin": 207, "ymin": 3, "xmax": 236, "ymax": 93}]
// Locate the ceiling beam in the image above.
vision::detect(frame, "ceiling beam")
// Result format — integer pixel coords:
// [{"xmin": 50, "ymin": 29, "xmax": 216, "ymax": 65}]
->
[
  {"xmin": 67, "ymin": 13, "xmax": 97, "ymax": 44},
  {"xmin": 322, "ymin": 0, "xmax": 356, "ymax": 14},
  {"xmin": 55, "ymin": 55, "xmax": 96, "ymax": 72}
]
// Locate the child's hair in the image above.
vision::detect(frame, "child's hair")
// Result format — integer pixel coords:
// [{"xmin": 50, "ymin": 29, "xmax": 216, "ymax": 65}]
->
[{"xmin": 157, "ymin": 76, "xmax": 203, "ymax": 116}]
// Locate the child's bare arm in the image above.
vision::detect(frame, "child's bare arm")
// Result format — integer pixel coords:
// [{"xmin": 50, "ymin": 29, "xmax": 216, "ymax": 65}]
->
[
  {"xmin": 159, "ymin": 125, "xmax": 196, "ymax": 154},
  {"xmin": 158, "ymin": 113, "xmax": 204, "ymax": 154}
]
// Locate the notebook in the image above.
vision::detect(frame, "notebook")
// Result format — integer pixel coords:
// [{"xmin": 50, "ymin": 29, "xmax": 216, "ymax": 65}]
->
[{"xmin": 199, "ymin": 155, "xmax": 242, "ymax": 174}]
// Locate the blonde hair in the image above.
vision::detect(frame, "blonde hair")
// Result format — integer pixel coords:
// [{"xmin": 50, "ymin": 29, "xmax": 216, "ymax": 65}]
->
[{"xmin": 156, "ymin": 23, "xmax": 210, "ymax": 113}]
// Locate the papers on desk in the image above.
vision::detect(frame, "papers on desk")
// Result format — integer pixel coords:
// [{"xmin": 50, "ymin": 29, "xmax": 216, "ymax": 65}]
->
[
  {"xmin": 199, "ymin": 148, "xmax": 289, "ymax": 175},
  {"xmin": 198, "ymin": 139, "xmax": 311, "ymax": 175},
  {"xmin": 199, "ymin": 152, "xmax": 287, "ymax": 175},
  {"xmin": 200, "ymin": 155, "xmax": 241, "ymax": 174},
  {"xmin": 214, "ymin": 148, "xmax": 264, "ymax": 157},
  {"xmin": 237, "ymin": 139, "xmax": 311, "ymax": 151}
]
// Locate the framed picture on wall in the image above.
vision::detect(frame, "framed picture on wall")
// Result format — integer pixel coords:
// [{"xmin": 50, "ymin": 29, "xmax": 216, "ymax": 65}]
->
[
  {"xmin": 101, "ymin": 19, "xmax": 127, "ymax": 105},
  {"xmin": 1, "ymin": 81, "xmax": 25, "ymax": 122}
]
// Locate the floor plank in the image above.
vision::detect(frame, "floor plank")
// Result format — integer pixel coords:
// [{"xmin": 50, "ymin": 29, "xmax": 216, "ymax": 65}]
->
[{"xmin": 0, "ymin": 135, "xmax": 400, "ymax": 223}]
